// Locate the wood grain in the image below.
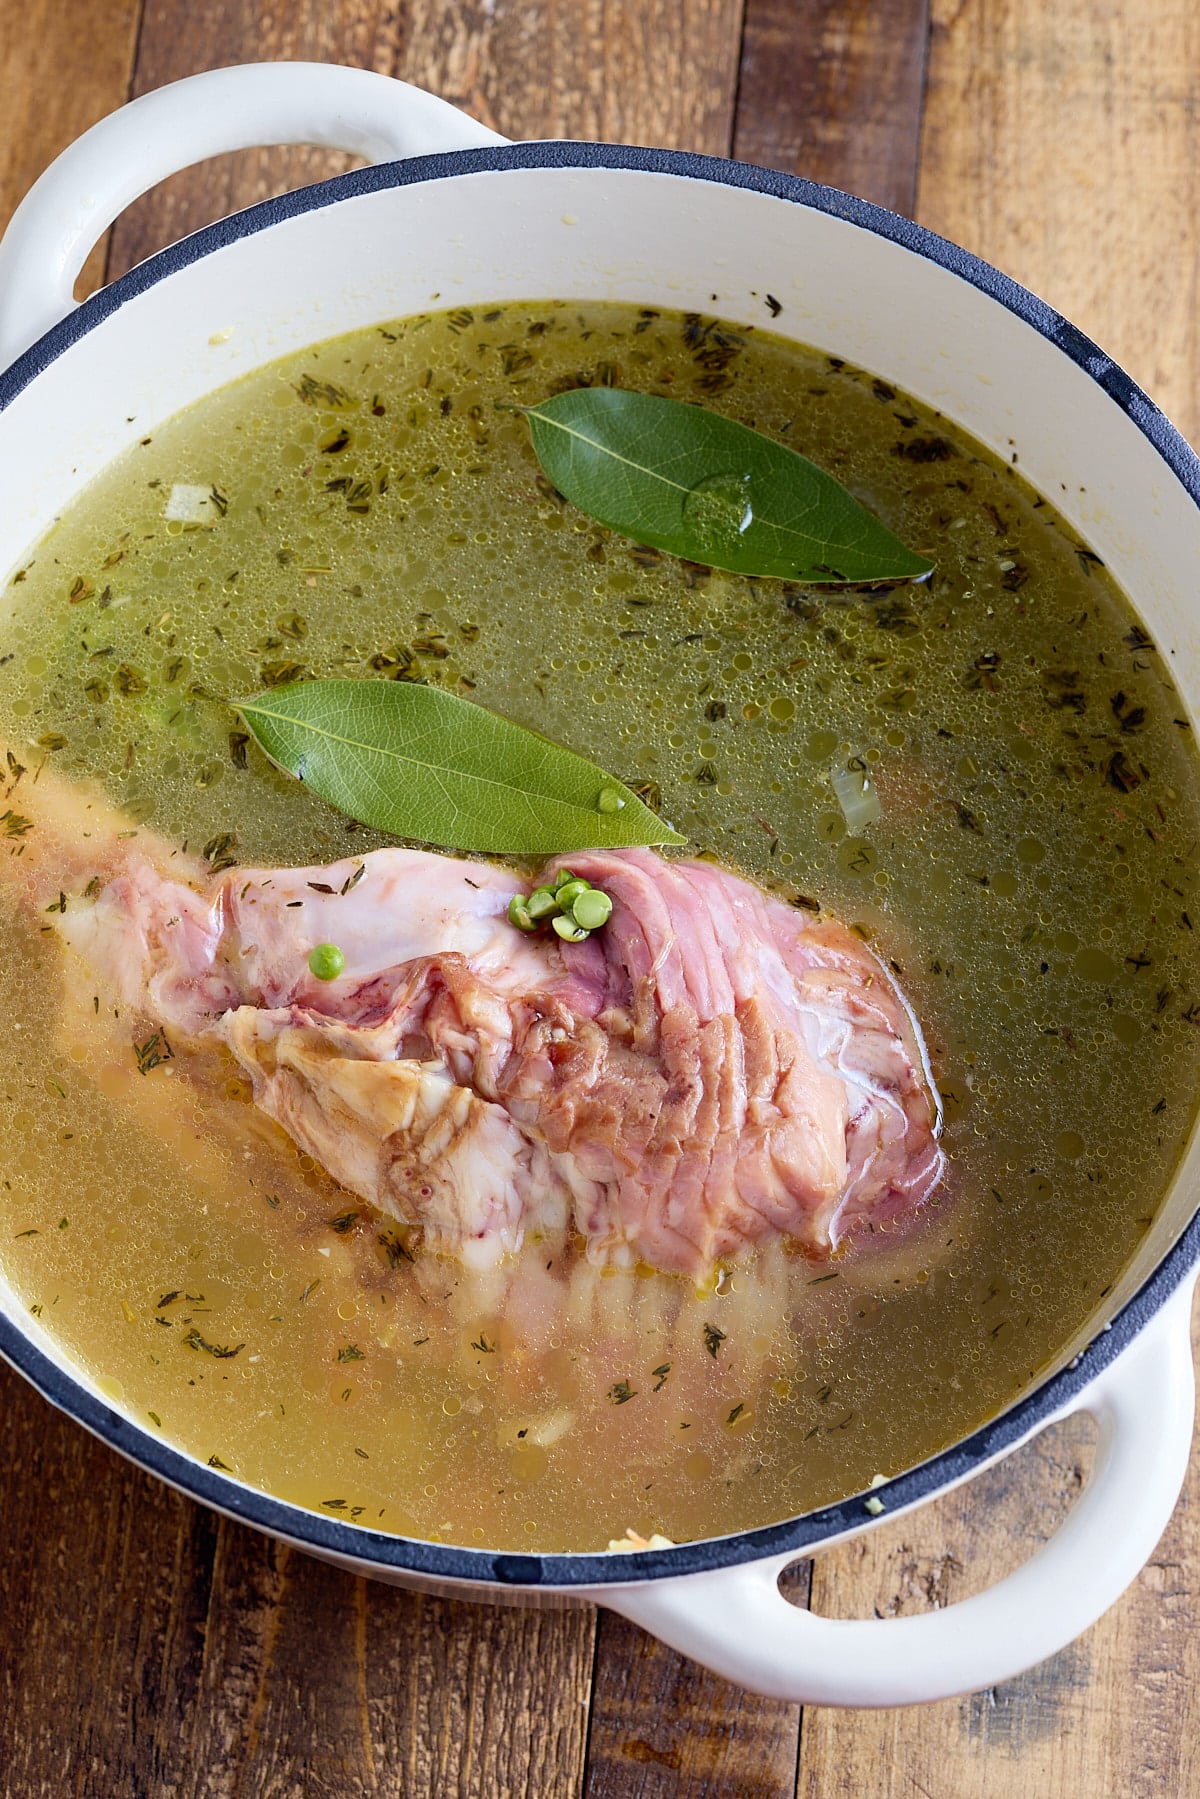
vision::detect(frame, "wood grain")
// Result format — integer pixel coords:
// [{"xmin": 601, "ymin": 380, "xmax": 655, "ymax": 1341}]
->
[
  {"xmin": 0, "ymin": 1360, "xmax": 218, "ymax": 1796},
  {"xmin": 186, "ymin": 1529, "xmax": 594, "ymax": 1799},
  {"xmin": 107, "ymin": 0, "xmax": 745, "ymax": 283},
  {"xmin": 0, "ymin": 0, "xmax": 141, "ymax": 295},
  {"xmin": 734, "ymin": 0, "xmax": 931, "ymax": 214},
  {"xmin": 917, "ymin": 0, "xmax": 1200, "ymax": 447},
  {"xmin": 583, "ymin": 1569, "xmax": 809, "ymax": 1799}
]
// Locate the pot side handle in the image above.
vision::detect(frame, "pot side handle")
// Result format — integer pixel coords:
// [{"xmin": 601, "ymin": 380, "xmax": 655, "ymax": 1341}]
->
[
  {"xmin": 604, "ymin": 1273, "xmax": 1197, "ymax": 1707},
  {"xmin": 0, "ymin": 60, "xmax": 509, "ymax": 366}
]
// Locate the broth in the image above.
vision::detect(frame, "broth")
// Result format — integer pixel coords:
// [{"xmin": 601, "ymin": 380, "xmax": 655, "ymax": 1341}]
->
[{"xmin": 1, "ymin": 300, "xmax": 1199, "ymax": 1552}]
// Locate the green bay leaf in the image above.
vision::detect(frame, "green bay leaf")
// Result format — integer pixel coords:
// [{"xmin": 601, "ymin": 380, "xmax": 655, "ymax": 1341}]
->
[
  {"xmin": 521, "ymin": 387, "xmax": 933, "ymax": 585},
  {"xmin": 233, "ymin": 679, "xmax": 684, "ymax": 855}
]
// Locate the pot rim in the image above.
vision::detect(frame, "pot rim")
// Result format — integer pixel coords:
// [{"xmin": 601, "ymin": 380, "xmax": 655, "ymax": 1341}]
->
[{"xmin": 2, "ymin": 138, "xmax": 1199, "ymax": 1589}]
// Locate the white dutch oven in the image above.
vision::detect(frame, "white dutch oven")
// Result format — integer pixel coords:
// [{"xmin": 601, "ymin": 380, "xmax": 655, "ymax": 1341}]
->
[{"xmin": 1, "ymin": 61, "xmax": 1199, "ymax": 1709}]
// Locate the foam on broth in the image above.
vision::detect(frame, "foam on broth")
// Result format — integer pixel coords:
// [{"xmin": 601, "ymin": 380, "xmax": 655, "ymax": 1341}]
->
[{"xmin": 1, "ymin": 300, "xmax": 1199, "ymax": 1552}]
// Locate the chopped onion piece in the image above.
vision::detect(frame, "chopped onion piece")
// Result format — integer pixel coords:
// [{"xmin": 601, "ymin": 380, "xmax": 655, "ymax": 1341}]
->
[
  {"xmin": 526, "ymin": 1408, "xmax": 576, "ymax": 1447},
  {"xmin": 165, "ymin": 484, "xmax": 220, "ymax": 525},
  {"xmin": 830, "ymin": 763, "xmax": 881, "ymax": 831},
  {"xmin": 605, "ymin": 1528, "xmax": 676, "ymax": 1553}
]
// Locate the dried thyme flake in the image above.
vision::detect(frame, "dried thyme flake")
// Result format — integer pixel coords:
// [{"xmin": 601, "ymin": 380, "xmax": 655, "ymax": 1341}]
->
[
  {"xmin": 259, "ymin": 659, "xmax": 310, "ymax": 689},
  {"xmin": 295, "ymin": 374, "xmax": 354, "ymax": 408},
  {"xmin": 471, "ymin": 1333, "xmax": 497, "ymax": 1354},
  {"xmin": 608, "ymin": 1379, "xmax": 637, "ymax": 1405},
  {"xmin": 202, "ymin": 832, "xmax": 238, "ymax": 872},
  {"xmin": 337, "ymin": 1344, "xmax": 366, "ymax": 1363},
  {"xmin": 183, "ymin": 1328, "xmax": 245, "ymax": 1359},
  {"xmin": 1106, "ymin": 750, "xmax": 1142, "ymax": 793},
  {"xmin": 207, "ymin": 1454, "xmax": 233, "ymax": 1470},
  {"xmin": 651, "ymin": 1363, "xmax": 671, "ymax": 1391},
  {"xmin": 134, "ymin": 1030, "xmax": 174, "ymax": 1075},
  {"xmin": 892, "ymin": 434, "xmax": 956, "ymax": 463},
  {"xmin": 703, "ymin": 1322, "xmax": 726, "ymax": 1357},
  {"xmin": 377, "ymin": 1230, "xmax": 415, "ymax": 1267},
  {"xmin": 327, "ymin": 1210, "xmax": 362, "ymax": 1235}
]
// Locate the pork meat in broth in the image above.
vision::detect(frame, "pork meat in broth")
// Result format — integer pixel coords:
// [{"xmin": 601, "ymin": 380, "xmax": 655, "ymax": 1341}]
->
[
  {"xmin": 1, "ymin": 300, "xmax": 1199, "ymax": 1553},
  {"xmin": 50, "ymin": 829, "xmax": 942, "ymax": 1275}
]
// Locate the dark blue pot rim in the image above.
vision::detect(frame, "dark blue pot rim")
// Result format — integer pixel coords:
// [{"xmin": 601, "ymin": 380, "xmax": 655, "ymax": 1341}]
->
[{"xmin": 2, "ymin": 139, "xmax": 1200, "ymax": 1590}]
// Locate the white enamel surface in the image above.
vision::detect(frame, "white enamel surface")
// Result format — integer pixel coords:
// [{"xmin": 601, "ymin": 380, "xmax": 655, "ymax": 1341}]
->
[
  {"xmin": 0, "ymin": 61, "xmax": 506, "ymax": 365},
  {"xmin": 2, "ymin": 64, "xmax": 1200, "ymax": 1706}
]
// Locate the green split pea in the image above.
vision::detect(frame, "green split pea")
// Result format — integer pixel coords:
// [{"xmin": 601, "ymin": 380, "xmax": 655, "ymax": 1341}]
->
[
  {"xmin": 508, "ymin": 867, "xmax": 614, "ymax": 942},
  {"xmin": 308, "ymin": 942, "xmax": 346, "ymax": 980}
]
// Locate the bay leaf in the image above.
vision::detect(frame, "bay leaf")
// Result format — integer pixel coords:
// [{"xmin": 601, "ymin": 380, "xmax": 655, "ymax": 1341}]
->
[
  {"xmin": 520, "ymin": 388, "xmax": 933, "ymax": 584},
  {"xmin": 233, "ymin": 679, "xmax": 684, "ymax": 854}
]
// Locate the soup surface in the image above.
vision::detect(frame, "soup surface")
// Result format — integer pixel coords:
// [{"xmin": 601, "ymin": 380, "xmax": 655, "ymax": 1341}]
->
[{"xmin": 2, "ymin": 300, "xmax": 1199, "ymax": 1553}]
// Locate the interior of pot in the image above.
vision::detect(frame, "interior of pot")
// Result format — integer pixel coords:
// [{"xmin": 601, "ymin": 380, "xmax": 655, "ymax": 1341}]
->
[{"xmin": 2, "ymin": 145, "xmax": 1199, "ymax": 1462}]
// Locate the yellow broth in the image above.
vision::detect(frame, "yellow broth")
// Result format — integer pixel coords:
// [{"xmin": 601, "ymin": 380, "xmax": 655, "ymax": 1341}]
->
[{"xmin": 1, "ymin": 301, "xmax": 1199, "ymax": 1552}]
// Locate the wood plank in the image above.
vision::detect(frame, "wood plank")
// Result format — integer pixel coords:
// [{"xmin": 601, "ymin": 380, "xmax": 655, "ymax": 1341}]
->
[
  {"xmin": 733, "ymin": 0, "xmax": 931, "ymax": 215},
  {"xmin": 799, "ymin": 8, "xmax": 1200, "ymax": 1784},
  {"xmin": 0, "ymin": 1361, "xmax": 219, "ymax": 1796},
  {"xmin": 583, "ymin": 1569, "xmax": 808, "ymax": 1799},
  {"xmin": 107, "ymin": 0, "xmax": 745, "ymax": 283},
  {"xmin": 186, "ymin": 1528, "xmax": 593, "ymax": 1798},
  {"xmin": 916, "ymin": 0, "xmax": 1200, "ymax": 447},
  {"xmin": 0, "ymin": 0, "xmax": 141, "ymax": 298}
]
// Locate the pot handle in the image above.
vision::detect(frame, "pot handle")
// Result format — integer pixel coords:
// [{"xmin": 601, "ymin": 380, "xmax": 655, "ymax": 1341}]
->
[
  {"xmin": 604, "ymin": 1273, "xmax": 1197, "ymax": 1706},
  {"xmin": 0, "ymin": 60, "xmax": 508, "ymax": 365}
]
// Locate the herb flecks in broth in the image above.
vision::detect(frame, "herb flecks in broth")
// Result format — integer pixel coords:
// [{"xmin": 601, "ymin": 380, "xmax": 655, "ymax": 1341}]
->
[{"xmin": 2, "ymin": 301, "xmax": 1200, "ymax": 1554}]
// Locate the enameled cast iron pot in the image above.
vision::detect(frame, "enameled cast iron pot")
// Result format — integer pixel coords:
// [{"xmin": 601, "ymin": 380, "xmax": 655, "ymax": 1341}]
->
[{"xmin": 2, "ymin": 62, "xmax": 1199, "ymax": 1709}]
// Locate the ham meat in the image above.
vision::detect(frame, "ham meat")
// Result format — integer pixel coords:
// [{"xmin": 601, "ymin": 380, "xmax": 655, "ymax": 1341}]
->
[{"xmin": 57, "ymin": 840, "xmax": 944, "ymax": 1276}]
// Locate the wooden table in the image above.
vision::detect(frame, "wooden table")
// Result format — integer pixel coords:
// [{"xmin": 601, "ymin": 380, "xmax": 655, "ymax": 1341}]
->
[{"xmin": 2, "ymin": 3, "xmax": 1199, "ymax": 1792}]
